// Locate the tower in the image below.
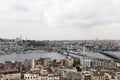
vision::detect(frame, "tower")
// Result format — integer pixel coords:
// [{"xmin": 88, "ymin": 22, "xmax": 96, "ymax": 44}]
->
[
  {"xmin": 31, "ymin": 59, "xmax": 35, "ymax": 69},
  {"xmin": 20, "ymin": 35, "xmax": 22, "ymax": 40},
  {"xmin": 67, "ymin": 44, "xmax": 70, "ymax": 52},
  {"xmin": 83, "ymin": 46, "xmax": 85, "ymax": 54},
  {"xmin": 67, "ymin": 44, "xmax": 70, "ymax": 56}
]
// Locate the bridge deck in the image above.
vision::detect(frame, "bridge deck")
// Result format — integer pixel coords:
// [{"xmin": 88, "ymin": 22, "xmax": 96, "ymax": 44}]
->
[{"xmin": 99, "ymin": 51, "xmax": 120, "ymax": 60}]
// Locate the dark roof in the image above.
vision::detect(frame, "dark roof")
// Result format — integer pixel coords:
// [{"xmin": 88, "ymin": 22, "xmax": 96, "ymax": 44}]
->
[{"xmin": 0, "ymin": 69, "xmax": 19, "ymax": 74}]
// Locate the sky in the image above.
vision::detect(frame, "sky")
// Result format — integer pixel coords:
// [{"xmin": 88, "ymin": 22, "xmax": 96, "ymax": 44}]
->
[{"xmin": 0, "ymin": 0, "xmax": 120, "ymax": 40}]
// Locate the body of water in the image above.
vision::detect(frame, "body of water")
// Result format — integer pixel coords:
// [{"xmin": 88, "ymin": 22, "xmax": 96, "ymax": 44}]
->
[
  {"xmin": 0, "ymin": 51, "xmax": 119, "ymax": 63},
  {"xmin": 86, "ymin": 52, "xmax": 113, "ymax": 60},
  {"xmin": 0, "ymin": 52, "xmax": 66, "ymax": 63},
  {"xmin": 108, "ymin": 51, "xmax": 120, "ymax": 57},
  {"xmin": 67, "ymin": 52, "xmax": 113, "ymax": 60}
]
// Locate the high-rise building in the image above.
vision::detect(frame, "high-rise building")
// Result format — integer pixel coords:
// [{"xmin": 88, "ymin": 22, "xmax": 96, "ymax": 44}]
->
[
  {"xmin": 66, "ymin": 56, "xmax": 74, "ymax": 68},
  {"xmin": 80, "ymin": 56, "xmax": 91, "ymax": 70}
]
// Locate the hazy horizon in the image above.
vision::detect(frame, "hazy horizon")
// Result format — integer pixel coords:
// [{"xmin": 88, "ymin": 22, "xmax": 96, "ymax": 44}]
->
[{"xmin": 0, "ymin": 0, "xmax": 120, "ymax": 40}]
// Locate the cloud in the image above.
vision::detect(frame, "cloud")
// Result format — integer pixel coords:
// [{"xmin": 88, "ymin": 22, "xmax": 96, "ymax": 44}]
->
[
  {"xmin": 1, "ymin": 0, "xmax": 120, "ymax": 27},
  {"xmin": 0, "ymin": 0, "xmax": 120, "ymax": 40}
]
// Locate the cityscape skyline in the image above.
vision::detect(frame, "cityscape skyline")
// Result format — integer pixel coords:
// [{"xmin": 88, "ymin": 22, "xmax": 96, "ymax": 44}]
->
[{"xmin": 0, "ymin": 0, "xmax": 120, "ymax": 40}]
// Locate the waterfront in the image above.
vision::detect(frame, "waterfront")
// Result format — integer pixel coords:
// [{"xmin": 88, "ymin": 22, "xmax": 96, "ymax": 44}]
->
[
  {"xmin": 0, "ymin": 51, "xmax": 117, "ymax": 63},
  {"xmin": 86, "ymin": 52, "xmax": 113, "ymax": 60},
  {"xmin": 0, "ymin": 52, "xmax": 66, "ymax": 63},
  {"xmin": 108, "ymin": 51, "xmax": 120, "ymax": 57}
]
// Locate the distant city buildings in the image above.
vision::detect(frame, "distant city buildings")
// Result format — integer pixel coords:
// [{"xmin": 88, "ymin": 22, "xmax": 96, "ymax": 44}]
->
[
  {"xmin": 0, "ymin": 38, "xmax": 119, "ymax": 80},
  {"xmin": 0, "ymin": 56, "xmax": 119, "ymax": 80}
]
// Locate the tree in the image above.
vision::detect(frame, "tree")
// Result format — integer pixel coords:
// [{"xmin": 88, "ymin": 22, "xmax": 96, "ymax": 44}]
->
[
  {"xmin": 73, "ymin": 59, "xmax": 80, "ymax": 67},
  {"xmin": 76, "ymin": 66, "xmax": 82, "ymax": 72},
  {"xmin": 53, "ymin": 59, "xmax": 57, "ymax": 66}
]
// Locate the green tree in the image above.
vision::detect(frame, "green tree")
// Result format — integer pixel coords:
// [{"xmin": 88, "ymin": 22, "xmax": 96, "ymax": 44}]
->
[
  {"xmin": 73, "ymin": 59, "xmax": 80, "ymax": 67},
  {"xmin": 76, "ymin": 66, "xmax": 82, "ymax": 72},
  {"xmin": 53, "ymin": 59, "xmax": 57, "ymax": 66}
]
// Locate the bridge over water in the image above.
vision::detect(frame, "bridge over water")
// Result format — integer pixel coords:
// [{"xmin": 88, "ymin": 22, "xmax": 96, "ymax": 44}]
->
[
  {"xmin": 57, "ymin": 50, "xmax": 120, "ymax": 60},
  {"xmin": 99, "ymin": 51, "xmax": 120, "ymax": 60}
]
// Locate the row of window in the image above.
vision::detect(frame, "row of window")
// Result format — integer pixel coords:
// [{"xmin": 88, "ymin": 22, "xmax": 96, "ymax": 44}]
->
[
  {"xmin": 24, "ymin": 76, "xmax": 59, "ymax": 80},
  {"xmin": 24, "ymin": 76, "xmax": 38, "ymax": 79}
]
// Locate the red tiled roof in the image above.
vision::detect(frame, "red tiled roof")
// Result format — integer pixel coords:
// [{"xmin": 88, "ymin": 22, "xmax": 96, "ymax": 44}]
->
[{"xmin": 40, "ymin": 74, "xmax": 48, "ymax": 77}]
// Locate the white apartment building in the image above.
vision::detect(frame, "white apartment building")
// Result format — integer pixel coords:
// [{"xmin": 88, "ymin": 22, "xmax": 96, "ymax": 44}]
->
[
  {"xmin": 66, "ymin": 56, "xmax": 74, "ymax": 68},
  {"xmin": 24, "ymin": 73, "xmax": 60, "ymax": 80}
]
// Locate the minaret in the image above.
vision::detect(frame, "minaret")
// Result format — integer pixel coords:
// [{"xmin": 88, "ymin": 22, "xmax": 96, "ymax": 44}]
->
[
  {"xmin": 20, "ymin": 35, "xmax": 22, "ymax": 40},
  {"xmin": 67, "ymin": 44, "xmax": 69, "ymax": 52},
  {"xmin": 67, "ymin": 44, "xmax": 70, "ymax": 56},
  {"xmin": 26, "ymin": 37, "xmax": 27, "ymax": 41},
  {"xmin": 32, "ymin": 59, "xmax": 35, "ymax": 69},
  {"xmin": 83, "ymin": 46, "xmax": 85, "ymax": 54}
]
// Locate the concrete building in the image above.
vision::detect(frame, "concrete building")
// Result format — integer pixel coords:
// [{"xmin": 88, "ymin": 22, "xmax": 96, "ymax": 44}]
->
[
  {"xmin": 56, "ymin": 68, "xmax": 77, "ymax": 79},
  {"xmin": 44, "ymin": 58, "xmax": 51, "ymax": 67},
  {"xmin": 115, "ymin": 72, "xmax": 120, "ymax": 80},
  {"xmin": 24, "ymin": 67, "xmax": 60, "ymax": 80},
  {"xmin": 81, "ymin": 71, "xmax": 91, "ymax": 80},
  {"xmin": 67, "ymin": 72, "xmax": 81, "ymax": 80},
  {"xmin": 24, "ymin": 73, "xmax": 38, "ymax": 80},
  {"xmin": 66, "ymin": 56, "xmax": 74, "ymax": 68},
  {"xmin": 60, "ymin": 59, "xmax": 67, "ymax": 67},
  {"xmin": 0, "ymin": 69, "xmax": 21, "ymax": 80},
  {"xmin": 80, "ymin": 56, "xmax": 91, "ymax": 70},
  {"xmin": 38, "ymin": 58, "xmax": 51, "ymax": 67}
]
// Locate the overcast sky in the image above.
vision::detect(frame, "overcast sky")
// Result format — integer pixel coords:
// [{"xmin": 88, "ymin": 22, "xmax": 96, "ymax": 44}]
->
[{"xmin": 0, "ymin": 0, "xmax": 120, "ymax": 40}]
